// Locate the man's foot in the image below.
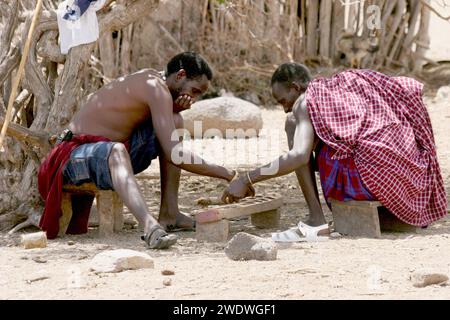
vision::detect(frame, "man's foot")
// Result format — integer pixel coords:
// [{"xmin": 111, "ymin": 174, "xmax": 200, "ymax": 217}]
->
[
  {"xmin": 304, "ymin": 218, "xmax": 330, "ymax": 236},
  {"xmin": 159, "ymin": 211, "xmax": 196, "ymax": 232},
  {"xmin": 141, "ymin": 225, "xmax": 177, "ymax": 249}
]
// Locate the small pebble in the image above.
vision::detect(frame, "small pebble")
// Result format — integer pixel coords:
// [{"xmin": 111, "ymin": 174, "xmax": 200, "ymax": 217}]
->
[
  {"xmin": 163, "ymin": 278, "xmax": 172, "ymax": 286},
  {"xmin": 32, "ymin": 256, "xmax": 47, "ymax": 264},
  {"xmin": 162, "ymin": 269, "xmax": 175, "ymax": 276},
  {"xmin": 67, "ymin": 241, "xmax": 75, "ymax": 246}
]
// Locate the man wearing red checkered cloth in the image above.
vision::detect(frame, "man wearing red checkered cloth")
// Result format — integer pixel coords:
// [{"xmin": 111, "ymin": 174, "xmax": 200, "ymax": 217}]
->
[{"xmin": 222, "ymin": 64, "xmax": 447, "ymax": 241}]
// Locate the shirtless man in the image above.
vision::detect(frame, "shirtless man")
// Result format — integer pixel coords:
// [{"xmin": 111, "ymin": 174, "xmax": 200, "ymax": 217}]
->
[
  {"xmin": 222, "ymin": 63, "xmax": 447, "ymax": 241},
  {"xmin": 39, "ymin": 52, "xmax": 236, "ymax": 249},
  {"xmin": 222, "ymin": 63, "xmax": 328, "ymax": 237}
]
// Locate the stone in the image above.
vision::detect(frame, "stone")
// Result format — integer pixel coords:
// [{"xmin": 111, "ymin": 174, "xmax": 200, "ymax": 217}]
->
[
  {"xmin": 163, "ymin": 278, "xmax": 172, "ymax": 286},
  {"xmin": 90, "ymin": 249, "xmax": 154, "ymax": 273},
  {"xmin": 67, "ymin": 240, "xmax": 75, "ymax": 246},
  {"xmin": 196, "ymin": 220, "xmax": 229, "ymax": 242},
  {"xmin": 181, "ymin": 97, "xmax": 263, "ymax": 138},
  {"xmin": 411, "ymin": 270, "xmax": 448, "ymax": 288},
  {"xmin": 331, "ymin": 200, "xmax": 382, "ymax": 238},
  {"xmin": 240, "ymin": 92, "xmax": 261, "ymax": 105},
  {"xmin": 435, "ymin": 85, "xmax": 450, "ymax": 101},
  {"xmin": 225, "ymin": 232, "xmax": 277, "ymax": 261},
  {"xmin": 32, "ymin": 256, "xmax": 47, "ymax": 263},
  {"xmin": 21, "ymin": 232, "xmax": 47, "ymax": 249},
  {"xmin": 162, "ymin": 269, "xmax": 175, "ymax": 276}
]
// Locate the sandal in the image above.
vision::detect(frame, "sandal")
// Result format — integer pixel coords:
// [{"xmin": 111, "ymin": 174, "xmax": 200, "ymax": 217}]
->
[
  {"xmin": 141, "ymin": 225, "xmax": 177, "ymax": 249},
  {"xmin": 272, "ymin": 221, "xmax": 329, "ymax": 243},
  {"xmin": 166, "ymin": 220, "xmax": 196, "ymax": 233}
]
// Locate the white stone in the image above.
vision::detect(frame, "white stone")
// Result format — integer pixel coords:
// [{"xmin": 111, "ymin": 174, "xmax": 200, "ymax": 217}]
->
[
  {"xmin": 181, "ymin": 97, "xmax": 263, "ymax": 138},
  {"xmin": 435, "ymin": 86, "xmax": 450, "ymax": 101},
  {"xmin": 21, "ymin": 232, "xmax": 47, "ymax": 249},
  {"xmin": 410, "ymin": 269, "xmax": 448, "ymax": 288},
  {"xmin": 225, "ymin": 232, "xmax": 277, "ymax": 261},
  {"xmin": 90, "ymin": 249, "xmax": 154, "ymax": 273}
]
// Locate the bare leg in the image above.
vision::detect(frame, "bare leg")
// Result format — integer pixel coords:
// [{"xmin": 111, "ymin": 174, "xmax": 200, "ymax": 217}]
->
[
  {"xmin": 285, "ymin": 114, "xmax": 328, "ymax": 229},
  {"xmin": 108, "ymin": 143, "xmax": 161, "ymax": 234},
  {"xmin": 158, "ymin": 114, "xmax": 195, "ymax": 230}
]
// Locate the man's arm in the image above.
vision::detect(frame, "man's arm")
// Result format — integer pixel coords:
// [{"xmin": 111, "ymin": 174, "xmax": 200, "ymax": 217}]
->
[
  {"xmin": 143, "ymin": 78, "xmax": 235, "ymax": 181},
  {"xmin": 223, "ymin": 97, "xmax": 315, "ymax": 201}
]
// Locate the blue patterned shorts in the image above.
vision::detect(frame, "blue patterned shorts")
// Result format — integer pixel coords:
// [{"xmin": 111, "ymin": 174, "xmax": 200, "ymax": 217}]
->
[{"xmin": 63, "ymin": 120, "xmax": 160, "ymax": 190}]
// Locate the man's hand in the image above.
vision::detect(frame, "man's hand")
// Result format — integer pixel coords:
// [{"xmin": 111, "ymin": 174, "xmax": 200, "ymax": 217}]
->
[
  {"xmin": 221, "ymin": 173, "xmax": 255, "ymax": 204},
  {"xmin": 174, "ymin": 94, "xmax": 194, "ymax": 110}
]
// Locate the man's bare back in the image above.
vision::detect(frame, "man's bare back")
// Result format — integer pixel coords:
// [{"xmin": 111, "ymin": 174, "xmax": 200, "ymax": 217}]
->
[{"xmin": 69, "ymin": 69, "xmax": 161, "ymax": 142}]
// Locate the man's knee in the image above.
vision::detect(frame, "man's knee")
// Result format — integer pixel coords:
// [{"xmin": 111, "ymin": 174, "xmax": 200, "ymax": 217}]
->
[
  {"xmin": 109, "ymin": 143, "xmax": 129, "ymax": 164},
  {"xmin": 173, "ymin": 114, "xmax": 184, "ymax": 129}
]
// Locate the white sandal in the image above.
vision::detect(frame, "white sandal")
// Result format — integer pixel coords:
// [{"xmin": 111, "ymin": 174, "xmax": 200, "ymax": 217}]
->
[{"xmin": 271, "ymin": 221, "xmax": 329, "ymax": 243}]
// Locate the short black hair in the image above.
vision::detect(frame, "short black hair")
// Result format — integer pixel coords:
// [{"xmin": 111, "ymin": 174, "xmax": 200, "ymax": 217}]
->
[
  {"xmin": 271, "ymin": 63, "xmax": 311, "ymax": 88},
  {"xmin": 166, "ymin": 52, "xmax": 213, "ymax": 80}
]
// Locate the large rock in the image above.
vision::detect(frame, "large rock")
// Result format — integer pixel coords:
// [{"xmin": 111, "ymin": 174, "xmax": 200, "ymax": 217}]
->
[
  {"xmin": 181, "ymin": 97, "xmax": 263, "ymax": 138},
  {"xmin": 225, "ymin": 232, "xmax": 277, "ymax": 261},
  {"xmin": 90, "ymin": 249, "xmax": 154, "ymax": 273}
]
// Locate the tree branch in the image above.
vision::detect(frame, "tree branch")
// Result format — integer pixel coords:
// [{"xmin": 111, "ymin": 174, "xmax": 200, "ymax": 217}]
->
[
  {"xmin": 0, "ymin": 116, "xmax": 51, "ymax": 153},
  {"xmin": 420, "ymin": 0, "xmax": 450, "ymax": 20}
]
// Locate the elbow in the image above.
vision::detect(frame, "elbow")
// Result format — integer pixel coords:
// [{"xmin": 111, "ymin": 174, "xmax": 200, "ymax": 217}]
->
[{"xmin": 292, "ymin": 151, "xmax": 310, "ymax": 168}]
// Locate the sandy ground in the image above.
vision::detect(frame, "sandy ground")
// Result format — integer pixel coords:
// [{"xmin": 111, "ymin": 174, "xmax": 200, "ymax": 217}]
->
[{"xmin": 1, "ymin": 91, "xmax": 449, "ymax": 300}]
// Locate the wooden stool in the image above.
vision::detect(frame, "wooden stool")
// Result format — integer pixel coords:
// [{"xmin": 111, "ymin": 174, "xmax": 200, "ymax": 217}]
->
[
  {"xmin": 59, "ymin": 183, "xmax": 124, "ymax": 237},
  {"xmin": 330, "ymin": 200, "xmax": 417, "ymax": 238},
  {"xmin": 195, "ymin": 195, "xmax": 283, "ymax": 242}
]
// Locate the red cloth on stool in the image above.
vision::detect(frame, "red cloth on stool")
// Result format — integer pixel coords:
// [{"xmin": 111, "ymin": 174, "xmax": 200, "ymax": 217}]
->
[{"xmin": 38, "ymin": 135, "xmax": 110, "ymax": 239}]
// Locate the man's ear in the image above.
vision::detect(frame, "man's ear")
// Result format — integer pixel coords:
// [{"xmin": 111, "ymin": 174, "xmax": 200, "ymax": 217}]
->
[
  {"xmin": 176, "ymin": 69, "xmax": 186, "ymax": 80},
  {"xmin": 291, "ymin": 81, "xmax": 304, "ymax": 93}
]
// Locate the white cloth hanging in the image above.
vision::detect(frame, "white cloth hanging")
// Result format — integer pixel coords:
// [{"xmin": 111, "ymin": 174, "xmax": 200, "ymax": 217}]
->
[{"xmin": 56, "ymin": 0, "xmax": 106, "ymax": 54}]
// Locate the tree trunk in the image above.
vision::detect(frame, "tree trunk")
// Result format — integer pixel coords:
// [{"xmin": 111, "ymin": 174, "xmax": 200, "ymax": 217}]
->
[{"xmin": 0, "ymin": 0, "xmax": 160, "ymax": 232}]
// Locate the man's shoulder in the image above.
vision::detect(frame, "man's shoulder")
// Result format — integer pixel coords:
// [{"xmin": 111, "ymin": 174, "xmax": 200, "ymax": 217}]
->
[
  {"xmin": 127, "ymin": 69, "xmax": 168, "ymax": 96},
  {"xmin": 292, "ymin": 94, "xmax": 308, "ymax": 121}
]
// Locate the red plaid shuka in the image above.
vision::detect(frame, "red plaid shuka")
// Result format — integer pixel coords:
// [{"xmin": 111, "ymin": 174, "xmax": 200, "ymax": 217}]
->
[{"xmin": 306, "ymin": 69, "xmax": 447, "ymax": 227}]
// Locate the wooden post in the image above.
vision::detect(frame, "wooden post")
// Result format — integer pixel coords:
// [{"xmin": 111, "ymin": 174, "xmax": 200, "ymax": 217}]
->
[
  {"xmin": 0, "ymin": 0, "xmax": 43, "ymax": 151},
  {"xmin": 331, "ymin": 0, "xmax": 346, "ymax": 64},
  {"xmin": 319, "ymin": 0, "xmax": 333, "ymax": 63},
  {"xmin": 59, "ymin": 193, "xmax": 73, "ymax": 237},
  {"xmin": 306, "ymin": 0, "xmax": 319, "ymax": 58},
  {"xmin": 96, "ymin": 191, "xmax": 115, "ymax": 237},
  {"xmin": 413, "ymin": 0, "xmax": 431, "ymax": 72}
]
